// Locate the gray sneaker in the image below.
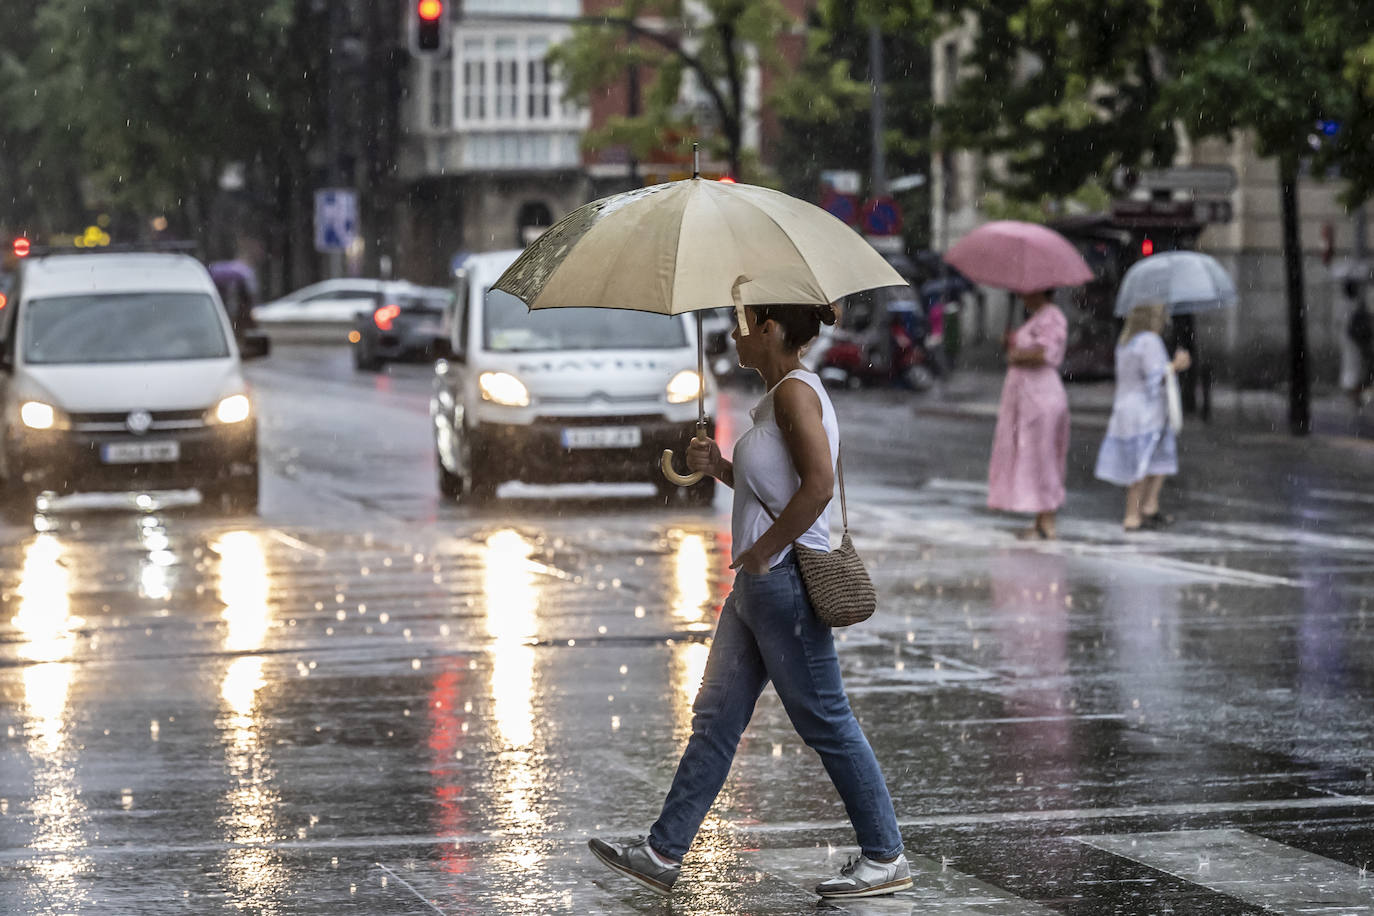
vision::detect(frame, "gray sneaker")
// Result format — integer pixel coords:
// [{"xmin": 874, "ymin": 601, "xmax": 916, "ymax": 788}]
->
[
  {"xmin": 815, "ymin": 853, "xmax": 913, "ymax": 899},
  {"xmin": 588, "ymin": 836, "xmax": 681, "ymax": 896}
]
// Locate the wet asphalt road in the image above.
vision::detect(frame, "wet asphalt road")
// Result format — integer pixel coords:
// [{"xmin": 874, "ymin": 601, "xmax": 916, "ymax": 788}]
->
[{"xmin": 2, "ymin": 344, "xmax": 1372, "ymax": 914}]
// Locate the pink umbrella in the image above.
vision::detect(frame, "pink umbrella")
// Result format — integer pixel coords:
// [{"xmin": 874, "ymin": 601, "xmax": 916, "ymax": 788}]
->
[{"xmin": 943, "ymin": 220, "xmax": 1093, "ymax": 294}]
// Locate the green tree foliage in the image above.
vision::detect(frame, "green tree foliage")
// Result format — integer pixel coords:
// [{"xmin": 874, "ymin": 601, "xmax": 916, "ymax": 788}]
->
[
  {"xmin": 551, "ymin": 0, "xmax": 792, "ymax": 180},
  {"xmin": 1, "ymin": 0, "xmax": 327, "ymax": 247},
  {"xmin": 772, "ymin": 0, "xmax": 935, "ymax": 245},
  {"xmin": 935, "ymin": 0, "xmax": 1233, "ymax": 204},
  {"xmin": 936, "ymin": 0, "xmax": 1374, "ymax": 207}
]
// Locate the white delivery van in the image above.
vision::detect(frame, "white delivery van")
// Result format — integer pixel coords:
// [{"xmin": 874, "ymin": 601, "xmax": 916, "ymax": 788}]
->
[
  {"xmin": 0, "ymin": 252, "xmax": 266, "ymax": 518},
  {"xmin": 430, "ymin": 250, "xmax": 716, "ymax": 504}
]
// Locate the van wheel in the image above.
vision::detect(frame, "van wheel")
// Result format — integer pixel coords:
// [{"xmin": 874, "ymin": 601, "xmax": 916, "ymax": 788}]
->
[
  {"xmin": 353, "ymin": 344, "xmax": 382, "ymax": 372},
  {"xmin": 466, "ymin": 461, "xmax": 499, "ymax": 503},
  {"xmin": 1, "ymin": 484, "xmax": 37, "ymax": 526},
  {"xmin": 437, "ymin": 450, "xmax": 464, "ymax": 501},
  {"xmin": 208, "ymin": 474, "xmax": 259, "ymax": 515}
]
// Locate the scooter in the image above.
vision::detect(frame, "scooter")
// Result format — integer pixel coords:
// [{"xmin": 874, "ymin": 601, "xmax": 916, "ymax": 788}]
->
[{"xmin": 816, "ymin": 305, "xmax": 936, "ymax": 390}]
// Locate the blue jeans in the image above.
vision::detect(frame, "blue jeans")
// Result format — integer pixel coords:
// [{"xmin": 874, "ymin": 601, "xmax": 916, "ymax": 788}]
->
[{"xmin": 648, "ymin": 556, "xmax": 903, "ymax": 861}]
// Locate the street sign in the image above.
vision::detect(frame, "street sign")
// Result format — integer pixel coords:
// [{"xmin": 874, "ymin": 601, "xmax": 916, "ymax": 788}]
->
[
  {"xmin": 1136, "ymin": 165, "xmax": 1238, "ymax": 195},
  {"xmin": 820, "ymin": 170, "xmax": 861, "ymax": 195},
  {"xmin": 861, "ymin": 196, "xmax": 902, "ymax": 236},
  {"xmin": 315, "ymin": 189, "xmax": 358, "ymax": 253},
  {"xmin": 1193, "ymin": 199, "xmax": 1234, "ymax": 224},
  {"xmin": 1111, "ymin": 199, "xmax": 1201, "ymax": 227},
  {"xmin": 821, "ymin": 190, "xmax": 858, "ymax": 226}
]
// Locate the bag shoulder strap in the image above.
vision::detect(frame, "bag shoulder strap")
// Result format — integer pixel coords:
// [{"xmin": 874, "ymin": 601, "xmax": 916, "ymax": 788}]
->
[{"xmin": 754, "ymin": 445, "xmax": 848, "ymax": 534}]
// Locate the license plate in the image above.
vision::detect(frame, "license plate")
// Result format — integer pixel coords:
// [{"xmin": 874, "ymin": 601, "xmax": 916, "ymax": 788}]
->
[
  {"xmin": 560, "ymin": 426, "xmax": 642, "ymax": 449},
  {"xmin": 101, "ymin": 441, "xmax": 181, "ymax": 464}
]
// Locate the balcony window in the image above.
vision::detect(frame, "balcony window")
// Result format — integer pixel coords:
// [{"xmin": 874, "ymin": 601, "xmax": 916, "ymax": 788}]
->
[
  {"xmin": 456, "ymin": 30, "xmax": 578, "ymax": 130},
  {"xmin": 429, "ymin": 61, "xmax": 453, "ymax": 130}
]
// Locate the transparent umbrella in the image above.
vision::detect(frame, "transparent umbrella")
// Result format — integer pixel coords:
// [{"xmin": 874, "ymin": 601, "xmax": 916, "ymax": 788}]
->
[
  {"xmin": 493, "ymin": 164, "xmax": 906, "ymax": 486},
  {"xmin": 1114, "ymin": 251, "xmax": 1238, "ymax": 316}
]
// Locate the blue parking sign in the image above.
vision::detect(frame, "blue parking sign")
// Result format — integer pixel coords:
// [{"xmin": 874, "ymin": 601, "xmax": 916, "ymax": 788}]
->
[{"xmin": 315, "ymin": 189, "xmax": 359, "ymax": 252}]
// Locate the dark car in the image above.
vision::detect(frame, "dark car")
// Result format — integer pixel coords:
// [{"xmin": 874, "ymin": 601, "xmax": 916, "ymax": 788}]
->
[{"xmin": 351, "ymin": 286, "xmax": 453, "ymax": 371}]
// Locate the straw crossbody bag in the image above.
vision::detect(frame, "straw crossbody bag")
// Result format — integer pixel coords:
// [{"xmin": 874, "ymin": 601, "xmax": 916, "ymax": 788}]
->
[{"xmin": 755, "ymin": 449, "xmax": 877, "ymax": 627}]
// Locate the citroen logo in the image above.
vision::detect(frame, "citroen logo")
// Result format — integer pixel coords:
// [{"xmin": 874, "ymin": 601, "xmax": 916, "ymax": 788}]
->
[{"xmin": 126, "ymin": 410, "xmax": 153, "ymax": 435}]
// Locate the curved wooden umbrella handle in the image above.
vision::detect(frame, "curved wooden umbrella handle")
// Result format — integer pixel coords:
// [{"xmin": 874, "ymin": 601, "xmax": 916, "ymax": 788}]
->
[{"xmin": 660, "ymin": 428, "xmax": 706, "ymax": 487}]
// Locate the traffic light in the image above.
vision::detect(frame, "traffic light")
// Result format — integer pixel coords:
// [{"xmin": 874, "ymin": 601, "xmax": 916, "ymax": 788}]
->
[
  {"xmin": 1140, "ymin": 237, "xmax": 1154, "ymax": 257},
  {"xmin": 412, "ymin": 0, "xmax": 447, "ymax": 55}
]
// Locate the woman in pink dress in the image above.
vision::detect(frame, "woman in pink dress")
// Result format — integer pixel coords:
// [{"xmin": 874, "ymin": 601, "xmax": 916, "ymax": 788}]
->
[{"xmin": 987, "ymin": 290, "xmax": 1069, "ymax": 539}]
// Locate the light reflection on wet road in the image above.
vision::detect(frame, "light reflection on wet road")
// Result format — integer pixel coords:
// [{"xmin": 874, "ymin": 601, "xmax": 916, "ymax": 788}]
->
[{"xmin": 0, "ymin": 345, "xmax": 1371, "ymax": 914}]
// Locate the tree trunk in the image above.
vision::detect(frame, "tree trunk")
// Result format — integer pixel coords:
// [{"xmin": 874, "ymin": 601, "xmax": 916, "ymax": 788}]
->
[
  {"xmin": 1279, "ymin": 156, "xmax": 1310, "ymax": 436},
  {"xmin": 718, "ymin": 21, "xmax": 743, "ymax": 179}
]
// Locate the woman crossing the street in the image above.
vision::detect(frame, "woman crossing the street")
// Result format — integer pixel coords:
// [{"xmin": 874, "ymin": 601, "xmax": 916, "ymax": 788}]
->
[
  {"xmin": 987, "ymin": 289, "xmax": 1071, "ymax": 539},
  {"xmin": 588, "ymin": 302, "xmax": 911, "ymax": 901},
  {"xmin": 1094, "ymin": 302, "xmax": 1191, "ymax": 530}
]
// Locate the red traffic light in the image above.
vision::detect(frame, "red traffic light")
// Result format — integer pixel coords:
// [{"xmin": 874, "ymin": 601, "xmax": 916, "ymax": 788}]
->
[
  {"xmin": 13, "ymin": 237, "xmax": 31, "ymax": 258},
  {"xmin": 1140, "ymin": 237, "xmax": 1154, "ymax": 257},
  {"xmin": 414, "ymin": 0, "xmax": 445, "ymax": 52}
]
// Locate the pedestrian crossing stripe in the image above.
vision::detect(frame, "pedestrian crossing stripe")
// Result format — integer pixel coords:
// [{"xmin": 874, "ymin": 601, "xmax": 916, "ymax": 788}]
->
[
  {"xmin": 747, "ymin": 847, "xmax": 1060, "ymax": 914},
  {"xmin": 1075, "ymin": 828, "xmax": 1374, "ymax": 914}
]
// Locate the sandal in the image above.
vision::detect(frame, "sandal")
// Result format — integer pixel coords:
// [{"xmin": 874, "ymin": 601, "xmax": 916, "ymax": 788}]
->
[
  {"xmin": 1016, "ymin": 523, "xmax": 1055, "ymax": 541},
  {"xmin": 1141, "ymin": 512, "xmax": 1175, "ymax": 530}
]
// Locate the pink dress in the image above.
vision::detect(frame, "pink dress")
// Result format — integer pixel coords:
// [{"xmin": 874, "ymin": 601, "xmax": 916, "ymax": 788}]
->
[{"xmin": 987, "ymin": 304, "xmax": 1069, "ymax": 513}]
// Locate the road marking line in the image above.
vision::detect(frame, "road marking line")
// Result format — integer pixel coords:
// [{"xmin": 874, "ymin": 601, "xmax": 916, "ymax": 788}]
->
[
  {"xmin": 7, "ymin": 797, "xmax": 1369, "ymax": 864},
  {"xmin": 268, "ymin": 529, "xmax": 326, "ymax": 556},
  {"xmin": 1309, "ymin": 488, "xmax": 1374, "ymax": 506},
  {"xmin": 1074, "ymin": 828, "xmax": 1374, "ymax": 914},
  {"xmin": 374, "ymin": 862, "xmax": 449, "ymax": 915},
  {"xmin": 749, "ymin": 847, "xmax": 1059, "ymax": 914},
  {"xmin": 748, "ymin": 795, "xmax": 1374, "ymax": 836}
]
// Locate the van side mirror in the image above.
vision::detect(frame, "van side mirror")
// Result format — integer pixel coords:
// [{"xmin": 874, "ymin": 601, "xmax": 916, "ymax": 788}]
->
[{"xmin": 240, "ymin": 332, "xmax": 271, "ymax": 360}]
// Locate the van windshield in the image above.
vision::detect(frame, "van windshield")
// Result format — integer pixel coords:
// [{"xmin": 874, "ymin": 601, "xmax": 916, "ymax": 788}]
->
[
  {"xmin": 23, "ymin": 292, "xmax": 231, "ymax": 364},
  {"xmin": 482, "ymin": 288, "xmax": 688, "ymax": 352}
]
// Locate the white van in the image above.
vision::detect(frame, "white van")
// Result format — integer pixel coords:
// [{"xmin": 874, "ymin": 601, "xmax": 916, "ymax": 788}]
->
[
  {"xmin": 430, "ymin": 249, "xmax": 716, "ymax": 504},
  {"xmin": 0, "ymin": 252, "xmax": 266, "ymax": 518}
]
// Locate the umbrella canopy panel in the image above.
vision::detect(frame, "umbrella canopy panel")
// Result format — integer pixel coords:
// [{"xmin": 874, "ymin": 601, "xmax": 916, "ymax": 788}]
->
[
  {"xmin": 943, "ymin": 220, "xmax": 1094, "ymax": 294},
  {"xmin": 1114, "ymin": 251, "xmax": 1238, "ymax": 316},
  {"xmin": 494, "ymin": 178, "xmax": 907, "ymax": 314}
]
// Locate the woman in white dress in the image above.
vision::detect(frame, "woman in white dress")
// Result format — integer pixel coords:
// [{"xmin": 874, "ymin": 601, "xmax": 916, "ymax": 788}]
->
[{"xmin": 1094, "ymin": 303, "xmax": 1191, "ymax": 530}]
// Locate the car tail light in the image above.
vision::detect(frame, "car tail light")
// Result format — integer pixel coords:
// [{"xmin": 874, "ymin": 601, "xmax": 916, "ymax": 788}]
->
[{"xmin": 373, "ymin": 303, "xmax": 402, "ymax": 330}]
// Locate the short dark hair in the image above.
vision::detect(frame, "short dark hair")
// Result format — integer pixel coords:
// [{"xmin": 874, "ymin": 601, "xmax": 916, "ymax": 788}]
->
[{"xmin": 747, "ymin": 303, "xmax": 837, "ymax": 350}]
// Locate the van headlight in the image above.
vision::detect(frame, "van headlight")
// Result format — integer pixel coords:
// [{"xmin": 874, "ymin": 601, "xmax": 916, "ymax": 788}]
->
[
  {"xmin": 478, "ymin": 372, "xmax": 530, "ymax": 407},
  {"xmin": 20, "ymin": 401, "xmax": 58, "ymax": 430},
  {"xmin": 214, "ymin": 394, "xmax": 252, "ymax": 424},
  {"xmin": 666, "ymin": 370, "xmax": 702, "ymax": 404}
]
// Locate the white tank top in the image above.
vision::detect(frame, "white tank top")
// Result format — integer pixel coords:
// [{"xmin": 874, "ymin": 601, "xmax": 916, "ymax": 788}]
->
[{"xmin": 731, "ymin": 369, "xmax": 840, "ymax": 568}]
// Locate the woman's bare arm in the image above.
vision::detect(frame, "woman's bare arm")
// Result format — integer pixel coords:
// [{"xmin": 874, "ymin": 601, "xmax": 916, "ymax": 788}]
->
[{"xmin": 1007, "ymin": 344, "xmax": 1047, "ymax": 367}]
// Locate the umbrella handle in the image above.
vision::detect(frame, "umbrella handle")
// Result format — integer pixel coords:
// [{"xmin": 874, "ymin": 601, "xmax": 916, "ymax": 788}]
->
[{"xmin": 660, "ymin": 428, "xmax": 706, "ymax": 487}]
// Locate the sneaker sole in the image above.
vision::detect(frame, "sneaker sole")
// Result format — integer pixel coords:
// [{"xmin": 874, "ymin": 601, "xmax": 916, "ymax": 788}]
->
[
  {"xmin": 587, "ymin": 841, "xmax": 673, "ymax": 897},
  {"xmin": 816, "ymin": 875, "xmax": 914, "ymax": 899}
]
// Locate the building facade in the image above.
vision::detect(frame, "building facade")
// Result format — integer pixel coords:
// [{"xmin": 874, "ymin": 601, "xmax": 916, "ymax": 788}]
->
[
  {"xmin": 397, "ymin": 0, "xmax": 590, "ymax": 283},
  {"xmin": 396, "ymin": 0, "xmax": 810, "ymax": 283}
]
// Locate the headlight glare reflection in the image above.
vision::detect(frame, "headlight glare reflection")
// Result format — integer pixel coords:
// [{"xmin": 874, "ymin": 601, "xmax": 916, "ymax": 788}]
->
[
  {"xmin": 478, "ymin": 372, "xmax": 530, "ymax": 407},
  {"xmin": 21, "ymin": 401, "xmax": 56, "ymax": 430},
  {"xmin": 215, "ymin": 395, "xmax": 252, "ymax": 424},
  {"xmin": 666, "ymin": 370, "xmax": 702, "ymax": 404}
]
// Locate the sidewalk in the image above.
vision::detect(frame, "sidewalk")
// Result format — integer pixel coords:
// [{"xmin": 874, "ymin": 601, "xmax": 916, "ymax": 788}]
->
[{"xmin": 919, "ymin": 368, "xmax": 1374, "ymax": 443}]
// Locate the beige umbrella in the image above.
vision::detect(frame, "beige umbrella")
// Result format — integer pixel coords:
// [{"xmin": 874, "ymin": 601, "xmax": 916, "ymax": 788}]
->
[{"xmin": 494, "ymin": 169, "xmax": 906, "ymax": 485}]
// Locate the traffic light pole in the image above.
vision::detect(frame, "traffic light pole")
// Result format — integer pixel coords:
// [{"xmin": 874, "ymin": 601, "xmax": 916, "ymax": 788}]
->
[
  {"xmin": 1280, "ymin": 155, "xmax": 1310, "ymax": 436},
  {"xmin": 326, "ymin": 0, "xmax": 345, "ymax": 280}
]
